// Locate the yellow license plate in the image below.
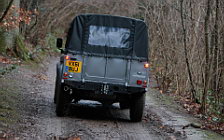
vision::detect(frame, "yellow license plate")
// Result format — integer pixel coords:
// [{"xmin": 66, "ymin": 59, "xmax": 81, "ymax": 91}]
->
[{"xmin": 66, "ymin": 60, "xmax": 82, "ymax": 73}]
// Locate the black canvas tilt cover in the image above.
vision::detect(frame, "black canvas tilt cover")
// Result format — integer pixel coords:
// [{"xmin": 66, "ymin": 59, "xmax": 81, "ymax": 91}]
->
[{"xmin": 65, "ymin": 14, "xmax": 149, "ymax": 61}]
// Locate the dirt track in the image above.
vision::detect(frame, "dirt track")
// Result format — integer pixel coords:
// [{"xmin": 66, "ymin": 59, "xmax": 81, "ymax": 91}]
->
[{"xmin": 1, "ymin": 57, "xmax": 224, "ymax": 140}]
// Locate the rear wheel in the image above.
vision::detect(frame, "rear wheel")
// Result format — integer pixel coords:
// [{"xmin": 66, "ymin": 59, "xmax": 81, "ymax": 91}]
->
[
  {"xmin": 54, "ymin": 63, "xmax": 62, "ymax": 104},
  {"xmin": 55, "ymin": 84, "xmax": 69, "ymax": 117},
  {"xmin": 120, "ymin": 101, "xmax": 129, "ymax": 109},
  {"xmin": 54, "ymin": 74, "xmax": 60, "ymax": 104},
  {"xmin": 130, "ymin": 93, "xmax": 145, "ymax": 122}
]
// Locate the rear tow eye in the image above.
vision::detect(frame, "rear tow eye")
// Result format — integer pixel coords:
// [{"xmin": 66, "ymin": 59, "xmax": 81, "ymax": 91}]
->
[{"xmin": 64, "ymin": 86, "xmax": 70, "ymax": 91}]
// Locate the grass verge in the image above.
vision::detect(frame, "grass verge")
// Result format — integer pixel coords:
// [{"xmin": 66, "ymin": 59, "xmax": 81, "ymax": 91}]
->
[{"xmin": 0, "ymin": 85, "xmax": 20, "ymax": 131}]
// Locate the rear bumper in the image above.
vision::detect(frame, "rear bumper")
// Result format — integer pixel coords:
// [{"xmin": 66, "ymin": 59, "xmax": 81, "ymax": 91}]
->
[{"xmin": 63, "ymin": 80, "xmax": 146, "ymax": 95}]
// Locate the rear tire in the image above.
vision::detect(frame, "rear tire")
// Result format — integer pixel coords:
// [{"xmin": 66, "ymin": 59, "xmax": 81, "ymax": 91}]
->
[
  {"xmin": 130, "ymin": 93, "xmax": 145, "ymax": 122},
  {"xmin": 54, "ymin": 63, "xmax": 62, "ymax": 104},
  {"xmin": 54, "ymin": 74, "xmax": 60, "ymax": 104},
  {"xmin": 56, "ymin": 84, "xmax": 69, "ymax": 117},
  {"xmin": 120, "ymin": 101, "xmax": 129, "ymax": 109}
]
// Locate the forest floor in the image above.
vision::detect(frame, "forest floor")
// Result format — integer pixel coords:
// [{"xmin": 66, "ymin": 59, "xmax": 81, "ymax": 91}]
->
[{"xmin": 0, "ymin": 56, "xmax": 224, "ymax": 140}]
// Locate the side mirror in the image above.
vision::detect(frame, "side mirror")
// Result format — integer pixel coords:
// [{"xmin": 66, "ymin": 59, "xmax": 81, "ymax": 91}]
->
[{"xmin": 56, "ymin": 38, "xmax": 63, "ymax": 49}]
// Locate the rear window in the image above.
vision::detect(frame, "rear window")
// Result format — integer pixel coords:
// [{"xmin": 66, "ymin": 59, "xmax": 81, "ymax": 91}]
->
[{"xmin": 88, "ymin": 25, "xmax": 130, "ymax": 48}]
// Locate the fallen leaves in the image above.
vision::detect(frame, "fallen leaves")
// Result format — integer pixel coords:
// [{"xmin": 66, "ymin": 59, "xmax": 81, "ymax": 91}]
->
[
  {"xmin": 32, "ymin": 74, "xmax": 48, "ymax": 80},
  {"xmin": 183, "ymin": 102, "xmax": 201, "ymax": 115},
  {"xmin": 67, "ymin": 136, "xmax": 81, "ymax": 140},
  {"xmin": 0, "ymin": 57, "xmax": 10, "ymax": 64},
  {"xmin": 0, "ymin": 56, "xmax": 21, "ymax": 65},
  {"xmin": 201, "ymin": 122, "xmax": 224, "ymax": 135},
  {"xmin": 178, "ymin": 95, "xmax": 201, "ymax": 115},
  {"xmin": 177, "ymin": 95, "xmax": 224, "ymax": 135},
  {"xmin": 168, "ymin": 135, "xmax": 177, "ymax": 140},
  {"xmin": 0, "ymin": 132, "xmax": 18, "ymax": 140}
]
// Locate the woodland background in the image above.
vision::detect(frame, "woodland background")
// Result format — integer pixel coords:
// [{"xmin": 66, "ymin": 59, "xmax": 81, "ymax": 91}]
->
[{"xmin": 0, "ymin": 0, "xmax": 224, "ymax": 133}]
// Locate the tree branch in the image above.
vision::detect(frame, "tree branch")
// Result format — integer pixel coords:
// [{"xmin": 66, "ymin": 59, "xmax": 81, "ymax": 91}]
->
[{"xmin": 0, "ymin": 0, "xmax": 14, "ymax": 23}]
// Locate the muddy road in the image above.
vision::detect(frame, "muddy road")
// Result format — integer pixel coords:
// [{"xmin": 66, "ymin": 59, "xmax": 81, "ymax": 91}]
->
[
  {"xmin": 1, "ymin": 57, "xmax": 223, "ymax": 140},
  {"xmin": 17, "ymin": 58, "xmax": 173, "ymax": 140}
]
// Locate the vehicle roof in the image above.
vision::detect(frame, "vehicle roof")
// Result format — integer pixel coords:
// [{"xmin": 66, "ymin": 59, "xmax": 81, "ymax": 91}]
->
[{"xmin": 79, "ymin": 13, "xmax": 146, "ymax": 23}]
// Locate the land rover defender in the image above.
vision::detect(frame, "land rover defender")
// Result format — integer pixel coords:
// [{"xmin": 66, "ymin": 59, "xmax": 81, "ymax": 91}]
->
[{"xmin": 54, "ymin": 14, "xmax": 149, "ymax": 122}]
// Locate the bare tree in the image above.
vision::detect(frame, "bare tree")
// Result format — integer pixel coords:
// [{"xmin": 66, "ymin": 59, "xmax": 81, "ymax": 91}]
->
[
  {"xmin": 201, "ymin": 0, "xmax": 211, "ymax": 114},
  {"xmin": 180, "ymin": 0, "xmax": 196, "ymax": 102},
  {"xmin": 0, "ymin": 0, "xmax": 14, "ymax": 23}
]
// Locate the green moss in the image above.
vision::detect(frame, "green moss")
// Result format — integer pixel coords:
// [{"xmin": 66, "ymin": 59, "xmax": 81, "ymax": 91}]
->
[
  {"xmin": 0, "ymin": 30, "xmax": 6, "ymax": 54},
  {"xmin": 148, "ymin": 88, "xmax": 182, "ymax": 112},
  {"xmin": 203, "ymin": 130, "xmax": 224, "ymax": 140},
  {"xmin": 15, "ymin": 35, "xmax": 30, "ymax": 60},
  {"xmin": 0, "ymin": 109, "xmax": 17, "ymax": 125},
  {"xmin": 0, "ymin": 64, "xmax": 18, "ymax": 77},
  {"xmin": 45, "ymin": 33, "xmax": 59, "ymax": 52}
]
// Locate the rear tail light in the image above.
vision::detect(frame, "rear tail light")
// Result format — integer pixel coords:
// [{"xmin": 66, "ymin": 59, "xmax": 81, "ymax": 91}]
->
[
  {"xmin": 144, "ymin": 63, "xmax": 149, "ymax": 68},
  {"xmin": 63, "ymin": 72, "xmax": 69, "ymax": 77},
  {"xmin": 143, "ymin": 80, "xmax": 147, "ymax": 87},
  {"xmin": 63, "ymin": 72, "xmax": 73, "ymax": 79},
  {"xmin": 137, "ymin": 80, "xmax": 142, "ymax": 85},
  {"xmin": 64, "ymin": 55, "xmax": 70, "ymax": 60},
  {"xmin": 63, "ymin": 72, "xmax": 69, "ymax": 79},
  {"xmin": 137, "ymin": 80, "xmax": 148, "ymax": 87}
]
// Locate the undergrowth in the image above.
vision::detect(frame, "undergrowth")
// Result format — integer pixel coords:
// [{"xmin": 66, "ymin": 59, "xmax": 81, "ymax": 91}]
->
[{"xmin": 14, "ymin": 35, "xmax": 30, "ymax": 61}]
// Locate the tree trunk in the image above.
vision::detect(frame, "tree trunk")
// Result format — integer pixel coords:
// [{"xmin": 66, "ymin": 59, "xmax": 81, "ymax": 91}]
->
[
  {"xmin": 201, "ymin": 0, "xmax": 212, "ymax": 114},
  {"xmin": 180, "ymin": 0, "xmax": 196, "ymax": 102},
  {"xmin": 212, "ymin": 0, "xmax": 220, "ymax": 103}
]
